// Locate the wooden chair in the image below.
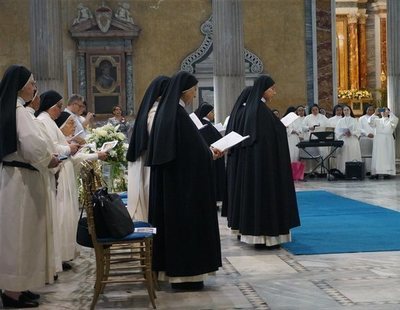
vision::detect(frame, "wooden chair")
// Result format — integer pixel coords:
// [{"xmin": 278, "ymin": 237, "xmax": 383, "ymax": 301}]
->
[{"xmin": 80, "ymin": 161, "xmax": 156, "ymax": 309}]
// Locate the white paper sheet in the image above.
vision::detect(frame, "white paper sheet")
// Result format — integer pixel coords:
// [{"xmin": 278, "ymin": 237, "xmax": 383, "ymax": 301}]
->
[
  {"xmin": 189, "ymin": 113, "xmax": 207, "ymax": 130},
  {"xmin": 100, "ymin": 140, "xmax": 118, "ymax": 152},
  {"xmin": 211, "ymin": 131, "xmax": 250, "ymax": 152},
  {"xmin": 280, "ymin": 112, "xmax": 299, "ymax": 127},
  {"xmin": 213, "ymin": 122, "xmax": 226, "ymax": 133}
]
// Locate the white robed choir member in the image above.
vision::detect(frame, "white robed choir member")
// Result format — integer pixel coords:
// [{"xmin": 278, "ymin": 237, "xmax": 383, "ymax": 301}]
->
[
  {"xmin": 25, "ymin": 91, "xmax": 58, "ymax": 283},
  {"xmin": 0, "ymin": 65, "xmax": 59, "ymax": 308},
  {"xmin": 126, "ymin": 76, "xmax": 170, "ymax": 220},
  {"xmin": 36, "ymin": 90, "xmax": 79, "ymax": 272},
  {"xmin": 358, "ymin": 105, "xmax": 375, "ymax": 173},
  {"xmin": 286, "ymin": 110, "xmax": 304, "ymax": 162},
  {"xmin": 334, "ymin": 106, "xmax": 362, "ymax": 174},
  {"xmin": 53, "ymin": 110, "xmax": 107, "ymax": 263},
  {"xmin": 302, "ymin": 104, "xmax": 329, "ymax": 173},
  {"xmin": 327, "ymin": 104, "xmax": 343, "ymax": 129},
  {"xmin": 369, "ymin": 108, "xmax": 399, "ymax": 177}
]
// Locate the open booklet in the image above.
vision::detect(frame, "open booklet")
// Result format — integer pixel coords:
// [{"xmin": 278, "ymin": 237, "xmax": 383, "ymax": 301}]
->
[
  {"xmin": 213, "ymin": 122, "xmax": 226, "ymax": 134},
  {"xmin": 189, "ymin": 113, "xmax": 208, "ymax": 130},
  {"xmin": 211, "ymin": 131, "xmax": 250, "ymax": 152},
  {"xmin": 100, "ymin": 140, "xmax": 118, "ymax": 152},
  {"xmin": 280, "ymin": 112, "xmax": 299, "ymax": 127}
]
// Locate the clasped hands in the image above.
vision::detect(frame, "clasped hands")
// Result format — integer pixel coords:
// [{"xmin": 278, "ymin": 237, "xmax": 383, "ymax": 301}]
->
[{"xmin": 210, "ymin": 147, "xmax": 225, "ymax": 160}]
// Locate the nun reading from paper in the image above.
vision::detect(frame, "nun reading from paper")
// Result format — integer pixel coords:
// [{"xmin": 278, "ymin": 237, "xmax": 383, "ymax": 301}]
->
[
  {"xmin": 237, "ymin": 75, "xmax": 300, "ymax": 248},
  {"xmin": 126, "ymin": 75, "xmax": 170, "ymax": 220},
  {"xmin": 194, "ymin": 102, "xmax": 226, "ymax": 204},
  {"xmin": 146, "ymin": 71, "xmax": 222, "ymax": 290}
]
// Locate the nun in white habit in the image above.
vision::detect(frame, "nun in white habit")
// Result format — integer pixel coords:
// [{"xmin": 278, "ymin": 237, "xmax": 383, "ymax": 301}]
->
[
  {"xmin": 0, "ymin": 65, "xmax": 59, "ymax": 308},
  {"xmin": 35, "ymin": 90, "xmax": 80, "ymax": 272},
  {"xmin": 24, "ymin": 91, "xmax": 59, "ymax": 282},
  {"xmin": 334, "ymin": 105, "xmax": 361, "ymax": 174},
  {"xmin": 54, "ymin": 110, "xmax": 107, "ymax": 263},
  {"xmin": 369, "ymin": 108, "xmax": 399, "ymax": 178},
  {"xmin": 358, "ymin": 105, "xmax": 375, "ymax": 173}
]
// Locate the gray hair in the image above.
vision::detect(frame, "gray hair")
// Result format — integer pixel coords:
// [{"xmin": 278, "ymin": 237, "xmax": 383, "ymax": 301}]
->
[{"xmin": 67, "ymin": 94, "xmax": 84, "ymax": 106}]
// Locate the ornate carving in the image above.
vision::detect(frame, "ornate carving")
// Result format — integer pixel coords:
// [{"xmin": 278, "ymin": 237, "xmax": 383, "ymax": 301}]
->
[
  {"xmin": 181, "ymin": 15, "xmax": 264, "ymax": 74},
  {"xmin": 73, "ymin": 3, "xmax": 93, "ymax": 25},
  {"xmin": 95, "ymin": 6, "xmax": 112, "ymax": 33},
  {"xmin": 115, "ymin": 3, "xmax": 134, "ymax": 24},
  {"xmin": 181, "ymin": 16, "xmax": 213, "ymax": 73},
  {"xmin": 244, "ymin": 50, "xmax": 264, "ymax": 74}
]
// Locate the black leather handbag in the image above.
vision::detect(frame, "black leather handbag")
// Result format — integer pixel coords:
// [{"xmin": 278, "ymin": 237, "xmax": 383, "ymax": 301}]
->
[
  {"xmin": 76, "ymin": 209, "xmax": 94, "ymax": 248},
  {"xmin": 92, "ymin": 187, "xmax": 134, "ymax": 239}
]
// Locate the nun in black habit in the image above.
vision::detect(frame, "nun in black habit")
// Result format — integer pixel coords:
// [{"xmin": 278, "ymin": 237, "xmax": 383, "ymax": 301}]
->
[
  {"xmin": 147, "ymin": 71, "xmax": 222, "ymax": 289},
  {"xmin": 238, "ymin": 75, "xmax": 300, "ymax": 247},
  {"xmin": 222, "ymin": 86, "xmax": 252, "ymax": 220},
  {"xmin": 126, "ymin": 76, "xmax": 170, "ymax": 220},
  {"xmin": 194, "ymin": 103, "xmax": 226, "ymax": 203}
]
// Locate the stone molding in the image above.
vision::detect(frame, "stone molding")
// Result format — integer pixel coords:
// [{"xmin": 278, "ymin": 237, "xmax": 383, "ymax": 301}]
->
[{"xmin": 180, "ymin": 15, "xmax": 263, "ymax": 74}]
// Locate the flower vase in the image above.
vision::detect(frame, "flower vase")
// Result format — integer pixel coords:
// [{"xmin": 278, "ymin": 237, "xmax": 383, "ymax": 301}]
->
[{"xmin": 102, "ymin": 162, "xmax": 126, "ymax": 193}]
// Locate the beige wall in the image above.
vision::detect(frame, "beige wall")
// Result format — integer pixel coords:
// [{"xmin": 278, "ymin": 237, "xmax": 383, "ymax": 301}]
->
[
  {"xmin": 0, "ymin": 0, "xmax": 307, "ymax": 116},
  {"xmin": 243, "ymin": 0, "xmax": 307, "ymax": 114},
  {"xmin": 0, "ymin": 0, "xmax": 31, "ymax": 74}
]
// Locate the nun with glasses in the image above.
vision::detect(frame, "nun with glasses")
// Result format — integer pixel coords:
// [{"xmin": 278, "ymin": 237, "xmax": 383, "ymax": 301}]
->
[
  {"xmin": 223, "ymin": 86, "xmax": 252, "ymax": 222},
  {"xmin": 53, "ymin": 110, "xmax": 107, "ymax": 270},
  {"xmin": 147, "ymin": 71, "xmax": 222, "ymax": 290},
  {"xmin": 126, "ymin": 75, "xmax": 170, "ymax": 220},
  {"xmin": 194, "ymin": 102, "xmax": 226, "ymax": 205},
  {"xmin": 0, "ymin": 65, "xmax": 60, "ymax": 308},
  {"xmin": 35, "ymin": 90, "xmax": 80, "ymax": 158},
  {"xmin": 237, "ymin": 75, "xmax": 300, "ymax": 248}
]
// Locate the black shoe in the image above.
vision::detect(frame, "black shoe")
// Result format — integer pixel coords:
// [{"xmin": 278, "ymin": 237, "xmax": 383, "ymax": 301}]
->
[
  {"xmin": 254, "ymin": 244, "xmax": 281, "ymax": 250},
  {"xmin": 21, "ymin": 291, "xmax": 40, "ymax": 300},
  {"xmin": 53, "ymin": 274, "xmax": 58, "ymax": 281},
  {"xmin": 171, "ymin": 281, "xmax": 204, "ymax": 291},
  {"xmin": 369, "ymin": 175, "xmax": 378, "ymax": 180},
  {"xmin": 383, "ymin": 175, "xmax": 391, "ymax": 180},
  {"xmin": 62, "ymin": 262, "xmax": 72, "ymax": 271},
  {"xmin": 1, "ymin": 293, "xmax": 39, "ymax": 308}
]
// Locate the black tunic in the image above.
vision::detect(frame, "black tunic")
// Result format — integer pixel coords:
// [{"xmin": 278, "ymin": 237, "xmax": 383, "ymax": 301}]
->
[
  {"xmin": 239, "ymin": 103, "xmax": 300, "ymax": 236},
  {"xmin": 147, "ymin": 71, "xmax": 221, "ymax": 278},
  {"xmin": 238, "ymin": 75, "xmax": 300, "ymax": 239},
  {"xmin": 149, "ymin": 106, "xmax": 221, "ymax": 277}
]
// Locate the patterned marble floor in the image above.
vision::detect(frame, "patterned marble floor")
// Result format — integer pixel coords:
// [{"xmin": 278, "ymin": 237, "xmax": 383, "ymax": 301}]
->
[{"xmin": 4, "ymin": 177, "xmax": 400, "ymax": 310}]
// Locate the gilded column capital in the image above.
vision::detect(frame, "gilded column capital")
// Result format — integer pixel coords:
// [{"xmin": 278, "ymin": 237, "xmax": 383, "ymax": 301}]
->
[
  {"xmin": 358, "ymin": 14, "xmax": 368, "ymax": 24},
  {"xmin": 347, "ymin": 13, "xmax": 359, "ymax": 24}
]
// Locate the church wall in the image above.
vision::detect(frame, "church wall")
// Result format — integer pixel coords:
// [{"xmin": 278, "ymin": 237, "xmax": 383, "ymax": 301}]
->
[
  {"xmin": 0, "ymin": 0, "xmax": 307, "ymax": 117},
  {"xmin": 0, "ymin": 0, "xmax": 31, "ymax": 75},
  {"xmin": 243, "ymin": 0, "xmax": 307, "ymax": 114}
]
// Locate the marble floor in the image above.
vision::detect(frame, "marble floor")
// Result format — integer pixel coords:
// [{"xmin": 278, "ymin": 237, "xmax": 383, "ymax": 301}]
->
[{"xmin": 4, "ymin": 177, "xmax": 400, "ymax": 310}]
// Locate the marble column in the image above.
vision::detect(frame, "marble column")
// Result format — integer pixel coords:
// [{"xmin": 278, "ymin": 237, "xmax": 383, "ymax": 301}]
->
[
  {"xmin": 347, "ymin": 14, "xmax": 359, "ymax": 90},
  {"xmin": 212, "ymin": 0, "xmax": 245, "ymax": 123},
  {"xmin": 380, "ymin": 16, "xmax": 387, "ymax": 89},
  {"xmin": 358, "ymin": 14, "xmax": 368, "ymax": 89},
  {"xmin": 125, "ymin": 53, "xmax": 134, "ymax": 115},
  {"xmin": 77, "ymin": 52, "xmax": 86, "ymax": 99},
  {"xmin": 29, "ymin": 0, "xmax": 63, "ymax": 93},
  {"xmin": 386, "ymin": 0, "xmax": 400, "ymax": 157}
]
